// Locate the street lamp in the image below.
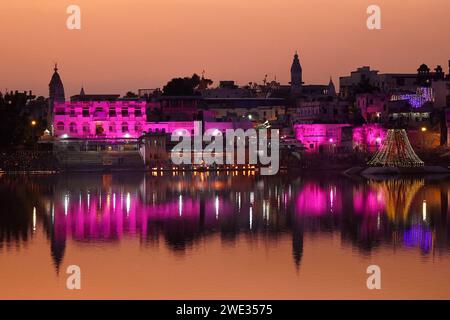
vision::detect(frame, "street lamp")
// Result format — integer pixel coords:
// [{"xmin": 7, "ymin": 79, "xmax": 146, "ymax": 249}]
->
[
  {"xmin": 31, "ymin": 120, "xmax": 37, "ymax": 126},
  {"xmin": 421, "ymin": 127, "xmax": 427, "ymax": 150}
]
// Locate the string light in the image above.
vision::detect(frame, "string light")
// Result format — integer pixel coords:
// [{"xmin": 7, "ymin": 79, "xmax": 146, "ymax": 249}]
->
[{"xmin": 367, "ymin": 129, "xmax": 424, "ymax": 167}]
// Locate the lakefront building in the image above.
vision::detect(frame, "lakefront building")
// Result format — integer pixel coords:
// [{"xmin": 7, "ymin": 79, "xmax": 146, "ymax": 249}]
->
[{"xmin": 53, "ymin": 100, "xmax": 147, "ymax": 139}]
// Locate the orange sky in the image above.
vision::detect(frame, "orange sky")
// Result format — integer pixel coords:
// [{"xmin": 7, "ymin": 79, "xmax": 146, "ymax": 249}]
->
[{"xmin": 1, "ymin": 0, "xmax": 449, "ymax": 97}]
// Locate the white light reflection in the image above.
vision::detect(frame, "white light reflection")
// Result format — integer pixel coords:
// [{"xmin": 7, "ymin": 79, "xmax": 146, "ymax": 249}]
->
[
  {"xmin": 64, "ymin": 194, "xmax": 69, "ymax": 216},
  {"xmin": 237, "ymin": 192, "xmax": 241, "ymax": 211},
  {"xmin": 32, "ymin": 206, "xmax": 36, "ymax": 232},
  {"xmin": 377, "ymin": 212, "xmax": 381, "ymax": 230},
  {"xmin": 126, "ymin": 192, "xmax": 131, "ymax": 215},
  {"xmin": 215, "ymin": 196, "xmax": 219, "ymax": 220},
  {"xmin": 422, "ymin": 200, "xmax": 427, "ymax": 221}
]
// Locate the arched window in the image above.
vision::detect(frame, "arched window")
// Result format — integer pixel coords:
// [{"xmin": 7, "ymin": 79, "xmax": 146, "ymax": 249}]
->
[
  {"xmin": 135, "ymin": 122, "xmax": 142, "ymax": 133},
  {"xmin": 122, "ymin": 122, "xmax": 129, "ymax": 132},
  {"xmin": 69, "ymin": 122, "xmax": 77, "ymax": 133},
  {"xmin": 56, "ymin": 122, "xmax": 64, "ymax": 131},
  {"xmin": 82, "ymin": 123, "xmax": 90, "ymax": 134}
]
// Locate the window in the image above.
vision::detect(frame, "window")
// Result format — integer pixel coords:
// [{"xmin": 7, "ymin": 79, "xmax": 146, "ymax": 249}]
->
[
  {"xmin": 82, "ymin": 107, "xmax": 89, "ymax": 117},
  {"xmin": 56, "ymin": 122, "xmax": 64, "ymax": 131},
  {"xmin": 55, "ymin": 108, "xmax": 65, "ymax": 115},
  {"xmin": 134, "ymin": 108, "xmax": 142, "ymax": 117},
  {"xmin": 135, "ymin": 123, "xmax": 142, "ymax": 132},
  {"xmin": 109, "ymin": 123, "xmax": 115, "ymax": 132},
  {"xmin": 69, "ymin": 122, "xmax": 77, "ymax": 133},
  {"xmin": 109, "ymin": 107, "xmax": 116, "ymax": 117},
  {"xmin": 122, "ymin": 107, "xmax": 129, "ymax": 117},
  {"xmin": 82, "ymin": 123, "xmax": 89, "ymax": 133},
  {"xmin": 69, "ymin": 107, "xmax": 75, "ymax": 116},
  {"xmin": 122, "ymin": 122, "xmax": 129, "ymax": 132}
]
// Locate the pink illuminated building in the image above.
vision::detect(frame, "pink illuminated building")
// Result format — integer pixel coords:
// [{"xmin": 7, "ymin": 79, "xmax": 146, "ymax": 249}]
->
[
  {"xmin": 293, "ymin": 124, "xmax": 353, "ymax": 153},
  {"xmin": 352, "ymin": 124, "xmax": 386, "ymax": 152},
  {"xmin": 294, "ymin": 123, "xmax": 386, "ymax": 153},
  {"xmin": 53, "ymin": 100, "xmax": 147, "ymax": 139},
  {"xmin": 356, "ymin": 93, "xmax": 388, "ymax": 122}
]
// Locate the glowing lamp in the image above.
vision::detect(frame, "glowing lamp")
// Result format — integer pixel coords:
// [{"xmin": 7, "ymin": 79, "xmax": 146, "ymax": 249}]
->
[
  {"xmin": 421, "ymin": 127, "xmax": 427, "ymax": 132},
  {"xmin": 61, "ymin": 134, "xmax": 69, "ymax": 139}
]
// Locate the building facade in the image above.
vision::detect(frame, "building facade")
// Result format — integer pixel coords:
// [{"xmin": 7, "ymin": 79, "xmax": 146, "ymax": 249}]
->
[{"xmin": 53, "ymin": 100, "xmax": 147, "ymax": 139}]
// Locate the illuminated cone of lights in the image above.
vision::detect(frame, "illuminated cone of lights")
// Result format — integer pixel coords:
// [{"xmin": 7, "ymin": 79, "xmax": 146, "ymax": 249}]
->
[{"xmin": 367, "ymin": 129, "xmax": 424, "ymax": 167}]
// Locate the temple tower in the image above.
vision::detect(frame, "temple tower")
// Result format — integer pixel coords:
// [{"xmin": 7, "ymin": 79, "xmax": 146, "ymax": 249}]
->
[
  {"xmin": 328, "ymin": 77, "xmax": 336, "ymax": 96},
  {"xmin": 48, "ymin": 64, "xmax": 65, "ymax": 133},
  {"xmin": 290, "ymin": 51, "xmax": 303, "ymax": 94}
]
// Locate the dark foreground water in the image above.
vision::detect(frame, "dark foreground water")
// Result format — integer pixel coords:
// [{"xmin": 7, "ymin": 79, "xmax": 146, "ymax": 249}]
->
[{"xmin": 0, "ymin": 172, "xmax": 449, "ymax": 299}]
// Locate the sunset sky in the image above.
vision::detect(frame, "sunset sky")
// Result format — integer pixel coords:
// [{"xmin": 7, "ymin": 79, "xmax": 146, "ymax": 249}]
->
[{"xmin": 1, "ymin": 0, "xmax": 449, "ymax": 97}]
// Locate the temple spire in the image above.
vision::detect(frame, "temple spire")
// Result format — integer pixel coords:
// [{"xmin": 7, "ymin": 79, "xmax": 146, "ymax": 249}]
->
[
  {"xmin": 290, "ymin": 51, "xmax": 302, "ymax": 94},
  {"xmin": 328, "ymin": 76, "xmax": 336, "ymax": 96}
]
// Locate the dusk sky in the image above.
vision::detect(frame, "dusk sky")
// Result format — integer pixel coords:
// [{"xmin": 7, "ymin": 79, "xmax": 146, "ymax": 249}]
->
[{"xmin": 1, "ymin": 0, "xmax": 449, "ymax": 97}]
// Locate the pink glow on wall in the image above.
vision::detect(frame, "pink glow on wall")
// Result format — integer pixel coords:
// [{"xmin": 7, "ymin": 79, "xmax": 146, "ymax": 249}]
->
[
  {"xmin": 293, "ymin": 124, "xmax": 352, "ymax": 152},
  {"xmin": 53, "ymin": 101, "xmax": 147, "ymax": 139},
  {"xmin": 53, "ymin": 101, "xmax": 247, "ymax": 139},
  {"xmin": 145, "ymin": 121, "xmax": 198, "ymax": 136},
  {"xmin": 352, "ymin": 124, "xmax": 386, "ymax": 152}
]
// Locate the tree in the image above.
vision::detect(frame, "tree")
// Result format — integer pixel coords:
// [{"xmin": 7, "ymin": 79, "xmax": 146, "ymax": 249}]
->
[
  {"xmin": 125, "ymin": 91, "xmax": 138, "ymax": 98},
  {"xmin": 162, "ymin": 73, "xmax": 212, "ymax": 96},
  {"xmin": 0, "ymin": 92, "xmax": 46, "ymax": 149}
]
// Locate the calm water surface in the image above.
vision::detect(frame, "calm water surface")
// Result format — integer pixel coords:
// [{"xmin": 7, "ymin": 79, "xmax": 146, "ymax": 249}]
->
[{"xmin": 0, "ymin": 172, "xmax": 449, "ymax": 299}]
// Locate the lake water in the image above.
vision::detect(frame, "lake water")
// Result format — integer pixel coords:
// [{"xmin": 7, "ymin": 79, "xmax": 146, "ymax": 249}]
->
[{"xmin": 0, "ymin": 172, "xmax": 449, "ymax": 299}]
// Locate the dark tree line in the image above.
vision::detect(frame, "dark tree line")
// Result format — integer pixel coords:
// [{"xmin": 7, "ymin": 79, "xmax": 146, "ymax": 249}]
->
[
  {"xmin": 162, "ymin": 73, "xmax": 213, "ymax": 96},
  {"xmin": 0, "ymin": 92, "xmax": 47, "ymax": 150}
]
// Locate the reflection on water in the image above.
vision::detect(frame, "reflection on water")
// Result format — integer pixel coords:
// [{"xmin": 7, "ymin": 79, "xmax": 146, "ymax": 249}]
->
[
  {"xmin": 0, "ymin": 172, "xmax": 449, "ymax": 298},
  {"xmin": 2, "ymin": 173, "xmax": 449, "ymax": 267}
]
